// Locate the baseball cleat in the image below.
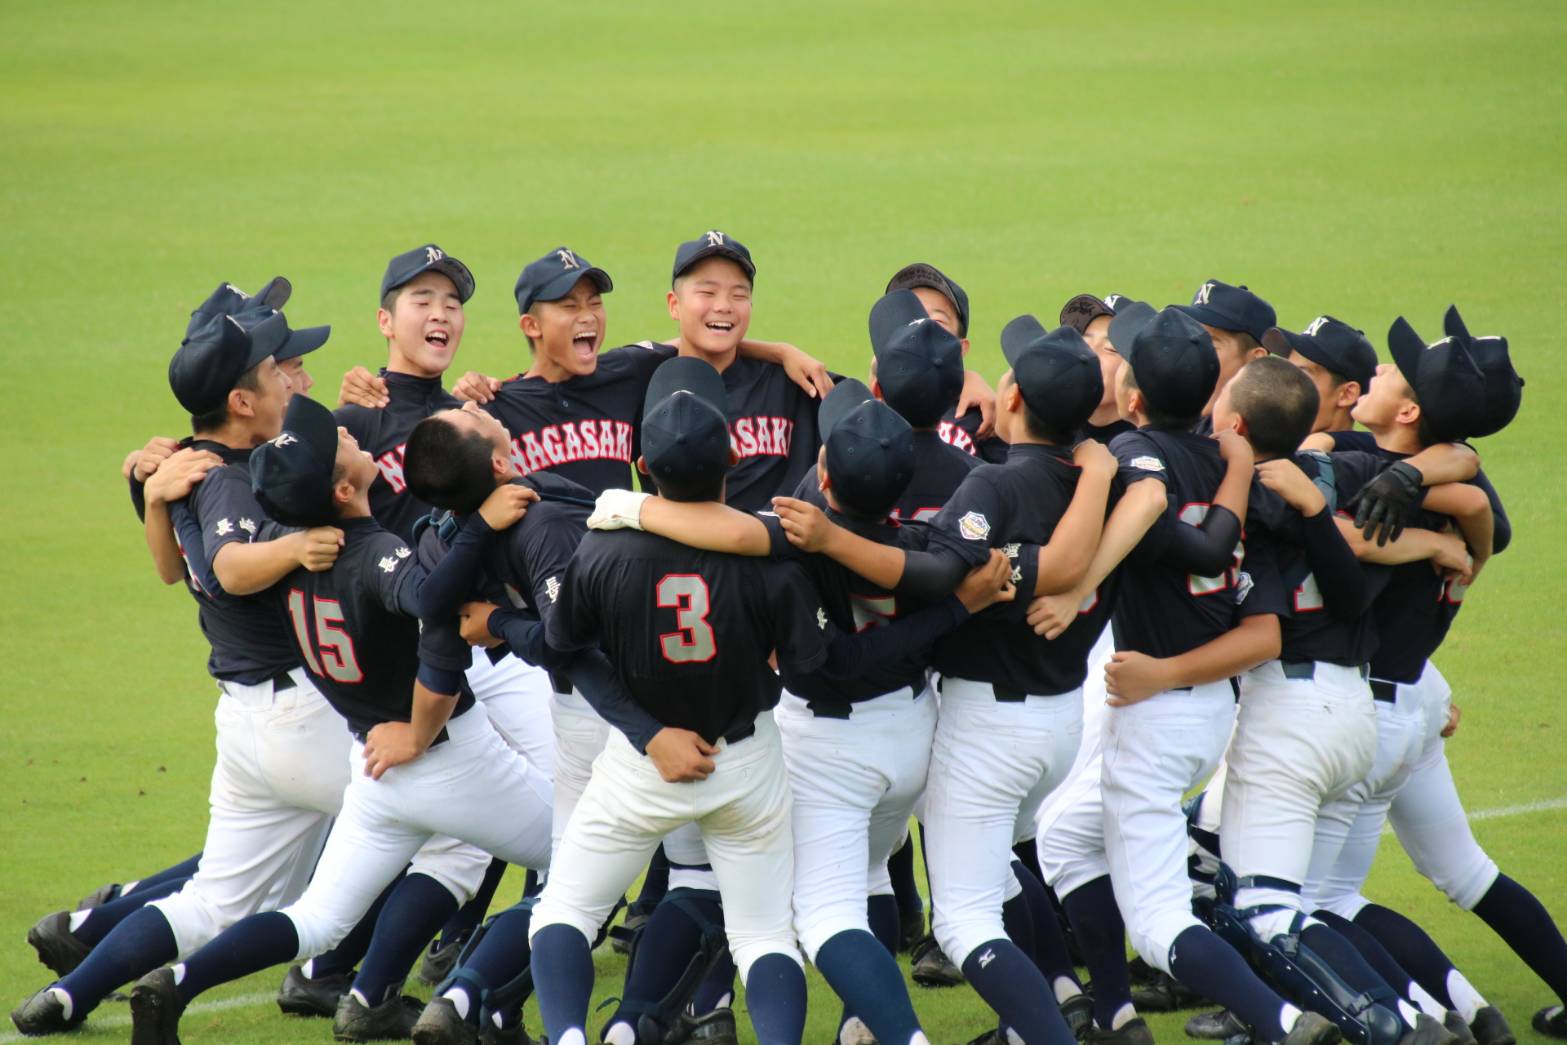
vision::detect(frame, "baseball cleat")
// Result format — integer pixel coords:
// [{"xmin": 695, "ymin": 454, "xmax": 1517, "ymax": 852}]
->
[
  {"xmin": 666, "ymin": 1007, "xmax": 739, "ymax": 1045},
  {"xmin": 26, "ymin": 912, "xmax": 91, "ymax": 978},
  {"xmin": 1398, "ymin": 1013, "xmax": 1460, "ymax": 1045},
  {"xmin": 75, "ymin": 883, "xmax": 120, "ymax": 911},
  {"xmin": 332, "ymin": 988, "xmax": 422, "ymax": 1042},
  {"xmin": 1187, "ymin": 1011, "xmax": 1249, "ymax": 1040},
  {"xmin": 898, "ymin": 908, "xmax": 926, "ymax": 953},
  {"xmin": 959, "ymin": 1031, "xmax": 1003, "ymax": 1045},
  {"xmin": 1533, "ymin": 1007, "xmax": 1567, "ymax": 1040},
  {"xmin": 1087, "ymin": 1018, "xmax": 1156, "ymax": 1045},
  {"xmin": 1468, "ymin": 1007, "xmax": 1514, "ymax": 1045},
  {"xmin": 479, "ymin": 1014, "xmax": 534, "ymax": 1045},
  {"xmin": 1127, "ymin": 956, "xmax": 1205, "ymax": 1011},
  {"xmin": 10, "ymin": 986, "xmax": 82, "ymax": 1036},
  {"xmin": 911, "ymin": 935, "xmax": 964, "ymax": 987},
  {"xmin": 1281, "ymin": 1012, "xmax": 1341, "ymax": 1045},
  {"xmin": 277, "ymin": 962, "xmax": 354, "ymax": 1018},
  {"xmin": 412, "ymin": 997, "xmax": 478, "ymax": 1045},
  {"xmin": 129, "ymin": 967, "xmax": 185, "ymax": 1045},
  {"xmin": 420, "ymin": 932, "xmax": 469, "ymax": 986},
  {"xmin": 1059, "ymin": 993, "xmax": 1093, "ymax": 1040},
  {"xmin": 1443, "ymin": 1012, "xmax": 1478, "ymax": 1045}
]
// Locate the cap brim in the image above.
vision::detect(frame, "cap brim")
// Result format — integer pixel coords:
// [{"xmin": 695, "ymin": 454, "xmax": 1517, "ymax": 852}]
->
[
  {"xmin": 1261, "ymin": 327, "xmax": 1299, "ymax": 357},
  {"xmin": 675, "ymin": 244, "xmax": 756, "ymax": 281},
  {"xmin": 283, "ymin": 393, "xmax": 341, "ymax": 474},
  {"xmin": 255, "ymin": 276, "xmax": 292, "ymax": 311},
  {"xmin": 1172, "ymin": 302, "xmax": 1242, "ymax": 333},
  {"xmin": 1000, "ymin": 314, "xmax": 1049, "ymax": 369},
  {"xmin": 644, "ymin": 356, "xmax": 728, "ymax": 420},
  {"xmin": 869, "ymin": 290, "xmax": 931, "ymax": 356},
  {"xmin": 274, "ymin": 324, "xmax": 332, "ymax": 362},
  {"xmin": 431, "ymin": 258, "xmax": 477, "ymax": 303},
  {"xmin": 1107, "ymin": 300, "xmax": 1158, "ymax": 359},
  {"xmin": 532, "ymin": 267, "xmax": 614, "ymax": 308},
  {"xmin": 1059, "ymin": 294, "xmax": 1114, "ymax": 333},
  {"xmin": 818, "ymin": 378, "xmax": 874, "ymax": 440},
  {"xmin": 1386, "ymin": 317, "xmax": 1428, "ymax": 390},
  {"xmin": 1442, "ymin": 304, "xmax": 1470, "ymax": 343}
]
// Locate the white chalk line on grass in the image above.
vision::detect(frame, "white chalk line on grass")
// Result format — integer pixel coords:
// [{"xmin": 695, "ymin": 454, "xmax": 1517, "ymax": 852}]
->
[{"xmin": 3, "ymin": 795, "xmax": 1562, "ymax": 1043}]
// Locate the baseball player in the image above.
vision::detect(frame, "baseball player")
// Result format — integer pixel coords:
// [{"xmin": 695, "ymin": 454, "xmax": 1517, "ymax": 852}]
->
[
  {"xmin": 1023, "ymin": 306, "xmax": 1343, "ymax": 1045},
  {"xmin": 1176, "ymin": 279, "xmax": 1275, "ymax": 433},
  {"xmin": 1263, "ymin": 317, "xmax": 1378, "ymax": 437},
  {"xmin": 770, "ymin": 321, "xmax": 1123, "ymax": 1045},
  {"xmin": 123, "ymin": 393, "xmax": 554, "ymax": 1044}
]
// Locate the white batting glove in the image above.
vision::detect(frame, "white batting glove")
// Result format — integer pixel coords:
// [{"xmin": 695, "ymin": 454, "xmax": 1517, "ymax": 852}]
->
[{"xmin": 588, "ymin": 489, "xmax": 650, "ymax": 531}]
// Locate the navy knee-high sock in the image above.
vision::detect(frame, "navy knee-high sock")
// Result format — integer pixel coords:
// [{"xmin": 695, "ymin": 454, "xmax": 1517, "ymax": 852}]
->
[
  {"xmin": 745, "ymin": 953, "xmax": 808, "ymax": 1045},
  {"xmin": 693, "ymin": 949, "xmax": 737, "ymax": 1012},
  {"xmin": 1296, "ymin": 924, "xmax": 1410, "ymax": 1028},
  {"xmin": 1313, "ymin": 909, "xmax": 1425, "ymax": 1006},
  {"xmin": 611, "ymin": 890, "xmax": 723, "ymax": 1027},
  {"xmin": 1351, "ymin": 903, "xmax": 1462, "ymax": 1008},
  {"xmin": 888, "ymin": 835, "xmax": 923, "ymax": 926},
  {"xmin": 1063, "ymin": 877, "xmax": 1130, "ymax": 1030},
  {"xmin": 917, "ymin": 822, "xmax": 936, "ymax": 924},
  {"xmin": 309, "ymin": 876, "xmax": 397, "ymax": 978},
  {"xmin": 1012, "ymin": 860, "xmax": 1081, "ymax": 993},
  {"xmin": 630, "ymin": 846, "xmax": 671, "ymax": 915},
  {"xmin": 56, "ymin": 906, "xmax": 178, "ymax": 1017},
  {"xmin": 867, "ymin": 894, "xmax": 901, "ymax": 956},
  {"xmin": 122, "ymin": 853, "xmax": 204, "ymax": 898},
  {"xmin": 818, "ymin": 930, "xmax": 920, "ymax": 1045},
  {"xmin": 1003, "ymin": 888, "xmax": 1036, "ymax": 960},
  {"xmin": 523, "ymin": 868, "xmax": 542, "ymax": 898},
  {"xmin": 960, "ymin": 939, "xmax": 1074, "ymax": 1045},
  {"xmin": 1472, "ymin": 875, "xmax": 1567, "ymax": 1002},
  {"xmin": 531, "ymin": 924, "xmax": 594, "ymax": 1042},
  {"xmin": 441, "ymin": 903, "xmax": 535, "ymax": 1028},
  {"xmin": 353, "ymin": 873, "xmax": 459, "ymax": 1004},
  {"xmin": 438, "ymin": 858, "xmax": 508, "ymax": 947},
  {"xmin": 72, "ymin": 878, "xmax": 192, "ymax": 947},
  {"xmin": 1167, "ymin": 926, "xmax": 1288, "ymax": 1041},
  {"xmin": 174, "ymin": 911, "xmax": 299, "ymax": 1003}
]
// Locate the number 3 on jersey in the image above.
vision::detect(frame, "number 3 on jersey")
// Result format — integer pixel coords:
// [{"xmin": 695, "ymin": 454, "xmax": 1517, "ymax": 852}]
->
[
  {"xmin": 287, "ymin": 589, "xmax": 364, "ymax": 683},
  {"xmin": 657, "ymin": 574, "xmax": 716, "ymax": 664}
]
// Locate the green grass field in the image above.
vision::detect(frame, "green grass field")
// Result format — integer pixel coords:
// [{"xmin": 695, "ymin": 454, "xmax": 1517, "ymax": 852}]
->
[{"xmin": 3, "ymin": 0, "xmax": 1565, "ymax": 1041}]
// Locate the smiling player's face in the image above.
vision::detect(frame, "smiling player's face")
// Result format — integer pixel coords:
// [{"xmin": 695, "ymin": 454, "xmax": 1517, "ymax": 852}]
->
[
  {"xmin": 528, "ymin": 277, "xmax": 607, "ymax": 380},
  {"xmin": 669, "ymin": 258, "xmax": 751, "ymax": 356},
  {"xmin": 380, "ymin": 271, "xmax": 465, "ymax": 378}
]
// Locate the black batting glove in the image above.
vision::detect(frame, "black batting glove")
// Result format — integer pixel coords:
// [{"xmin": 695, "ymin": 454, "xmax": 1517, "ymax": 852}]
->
[{"xmin": 1354, "ymin": 461, "xmax": 1424, "ymax": 546}]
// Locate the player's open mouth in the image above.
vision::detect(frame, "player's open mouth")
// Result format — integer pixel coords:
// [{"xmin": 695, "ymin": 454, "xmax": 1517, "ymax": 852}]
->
[
  {"xmin": 572, "ymin": 331, "xmax": 598, "ymax": 350},
  {"xmin": 425, "ymin": 331, "xmax": 449, "ymax": 348},
  {"xmin": 705, "ymin": 321, "xmax": 734, "ymax": 333}
]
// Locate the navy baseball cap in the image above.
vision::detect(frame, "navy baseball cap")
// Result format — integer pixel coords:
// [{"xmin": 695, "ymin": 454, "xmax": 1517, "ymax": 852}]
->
[
  {"xmin": 1059, "ymin": 292, "xmax": 1132, "ymax": 334},
  {"xmin": 1123, "ymin": 307, "xmax": 1220, "ymax": 419},
  {"xmin": 868, "ymin": 289, "xmax": 965, "ymax": 428},
  {"xmin": 673, "ymin": 230, "xmax": 755, "ymax": 284},
  {"xmin": 1105, "ymin": 298, "xmax": 1158, "ymax": 359},
  {"xmin": 817, "ymin": 378, "xmax": 915, "ymax": 520},
  {"xmin": 514, "ymin": 246, "xmax": 613, "ymax": 314},
  {"xmin": 1176, "ymin": 279, "xmax": 1277, "ymax": 343},
  {"xmin": 1262, "ymin": 316, "xmax": 1377, "ymax": 391},
  {"xmin": 380, "ymin": 244, "xmax": 476, "ymax": 304},
  {"xmin": 184, "ymin": 279, "xmax": 330, "ymax": 362},
  {"xmin": 168, "ymin": 314, "xmax": 273, "ymax": 416},
  {"xmin": 1387, "ymin": 316, "xmax": 1488, "ymax": 443},
  {"xmin": 1443, "ymin": 305, "xmax": 1523, "ymax": 438},
  {"xmin": 186, "ymin": 278, "xmax": 292, "ymax": 337},
  {"xmin": 251, "ymin": 395, "xmax": 341, "ymax": 527},
  {"xmin": 641, "ymin": 356, "xmax": 733, "ymax": 498},
  {"xmin": 1000, "ymin": 316, "xmax": 1104, "ymax": 433},
  {"xmin": 885, "ymin": 263, "xmax": 970, "ymax": 337}
]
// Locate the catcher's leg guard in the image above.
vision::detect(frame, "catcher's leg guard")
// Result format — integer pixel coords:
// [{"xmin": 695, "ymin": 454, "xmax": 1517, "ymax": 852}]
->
[{"xmin": 604, "ymin": 889, "xmax": 731, "ymax": 1045}]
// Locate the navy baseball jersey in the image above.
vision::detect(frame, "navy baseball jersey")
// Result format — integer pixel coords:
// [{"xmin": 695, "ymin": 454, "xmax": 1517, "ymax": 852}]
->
[
  {"xmin": 547, "ymin": 529, "xmax": 830, "ymax": 744},
  {"xmin": 938, "ymin": 406, "xmax": 1007, "ymax": 463},
  {"xmin": 275, "ymin": 516, "xmax": 473, "ymax": 737},
  {"xmin": 335, "ymin": 370, "xmax": 461, "ymax": 542},
  {"xmin": 1085, "ymin": 418, "xmax": 1136, "ymax": 444},
  {"xmin": 923, "ymin": 443, "xmax": 1116, "ymax": 695},
  {"xmin": 482, "ymin": 343, "xmax": 673, "ymax": 495},
  {"xmin": 719, "ymin": 356, "xmax": 826, "ymax": 512},
  {"xmin": 890, "ymin": 429, "xmax": 981, "ymax": 523},
  {"xmin": 168, "ymin": 443, "xmax": 300, "ymax": 684},
  {"xmin": 1109, "ymin": 428, "xmax": 1251, "ymax": 659}
]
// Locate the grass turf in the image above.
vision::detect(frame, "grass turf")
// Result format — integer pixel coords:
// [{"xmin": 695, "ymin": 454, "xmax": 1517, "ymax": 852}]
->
[{"xmin": 2, "ymin": 0, "xmax": 1564, "ymax": 1042}]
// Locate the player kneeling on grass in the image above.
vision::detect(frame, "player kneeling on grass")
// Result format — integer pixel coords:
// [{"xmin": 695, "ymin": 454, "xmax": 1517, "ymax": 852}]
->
[
  {"xmin": 585, "ymin": 372, "xmax": 1018, "ymax": 1045},
  {"xmin": 125, "ymin": 394, "xmax": 556, "ymax": 1045}
]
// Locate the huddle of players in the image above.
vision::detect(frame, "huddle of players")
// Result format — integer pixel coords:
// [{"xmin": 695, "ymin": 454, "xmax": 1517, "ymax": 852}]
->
[{"xmin": 8, "ymin": 232, "xmax": 1563, "ymax": 1045}]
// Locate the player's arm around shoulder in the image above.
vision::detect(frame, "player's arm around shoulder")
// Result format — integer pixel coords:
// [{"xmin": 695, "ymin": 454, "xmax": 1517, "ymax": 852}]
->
[
  {"xmin": 212, "ymin": 522, "xmax": 345, "ymax": 596},
  {"xmin": 140, "ymin": 446, "xmax": 223, "ymax": 584},
  {"xmin": 1031, "ymin": 439, "xmax": 1117, "ymax": 596}
]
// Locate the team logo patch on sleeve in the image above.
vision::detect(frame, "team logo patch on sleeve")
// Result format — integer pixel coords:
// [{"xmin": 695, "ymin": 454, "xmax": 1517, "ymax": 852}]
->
[
  {"xmin": 958, "ymin": 511, "xmax": 991, "ymax": 541},
  {"xmin": 395, "ymin": 546, "xmax": 410, "ymax": 559},
  {"xmin": 1130, "ymin": 456, "xmax": 1165, "ymax": 472}
]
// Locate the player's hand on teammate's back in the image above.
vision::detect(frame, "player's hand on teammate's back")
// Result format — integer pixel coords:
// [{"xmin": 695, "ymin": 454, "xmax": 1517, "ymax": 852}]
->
[
  {"xmin": 587, "ymin": 489, "xmax": 650, "ymax": 531},
  {"xmin": 144, "ymin": 447, "xmax": 222, "ymax": 505},
  {"xmin": 1353, "ymin": 461, "xmax": 1424, "ymax": 546},
  {"xmin": 646, "ymin": 727, "xmax": 719, "ymax": 783},
  {"xmin": 362, "ymin": 722, "xmax": 426, "ymax": 779},
  {"xmin": 779, "ymin": 344, "xmax": 834, "ymax": 400},
  {"xmin": 1026, "ymin": 590, "xmax": 1084, "ymax": 640},
  {"xmin": 126, "ymin": 436, "xmax": 181, "ymax": 482},
  {"xmin": 452, "ymin": 370, "xmax": 502, "ymax": 404},
  {"xmin": 338, "ymin": 366, "xmax": 390, "ymax": 409},
  {"xmin": 1104, "ymin": 650, "xmax": 1171, "ymax": 706},
  {"xmin": 956, "ymin": 370, "xmax": 997, "ymax": 439},
  {"xmin": 1442, "ymin": 702, "xmax": 1462, "ymax": 738},
  {"xmin": 771, "ymin": 496, "xmax": 832, "ymax": 552},
  {"xmin": 1430, "ymin": 533, "xmax": 1474, "ymax": 586},
  {"xmin": 458, "ymin": 601, "xmax": 504, "ymax": 648},
  {"xmin": 956, "ymin": 550, "xmax": 1017, "ymax": 613},
  {"xmin": 1072, "ymin": 438, "xmax": 1116, "ymax": 480},
  {"xmin": 1255, "ymin": 459, "xmax": 1327, "ymax": 517},
  {"xmin": 477, "ymin": 483, "xmax": 540, "ymax": 531},
  {"xmin": 296, "ymin": 527, "xmax": 345, "ymax": 572}
]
